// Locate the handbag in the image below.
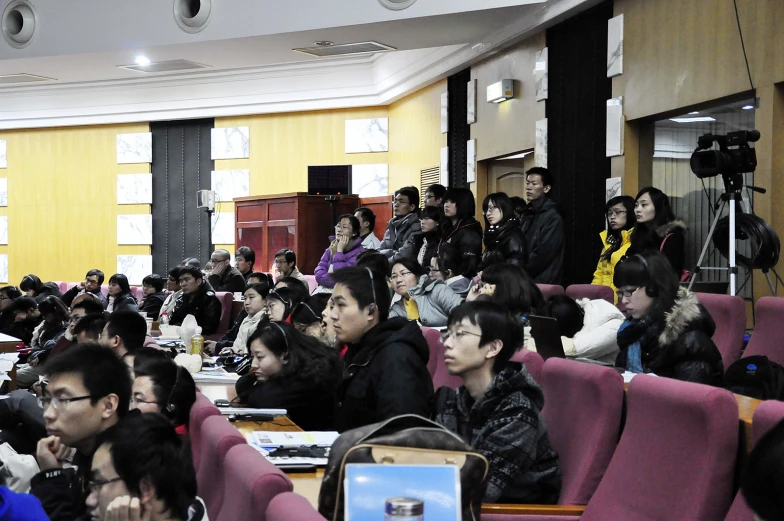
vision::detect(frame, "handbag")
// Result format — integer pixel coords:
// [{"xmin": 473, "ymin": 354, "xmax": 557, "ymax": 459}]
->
[{"xmin": 317, "ymin": 414, "xmax": 489, "ymax": 521}]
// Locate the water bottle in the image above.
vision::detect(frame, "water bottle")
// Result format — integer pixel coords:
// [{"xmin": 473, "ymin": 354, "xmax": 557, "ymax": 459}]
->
[
  {"xmin": 159, "ymin": 312, "xmax": 169, "ymax": 326},
  {"xmin": 190, "ymin": 327, "xmax": 205, "ymax": 358},
  {"xmin": 384, "ymin": 498, "xmax": 424, "ymax": 521}
]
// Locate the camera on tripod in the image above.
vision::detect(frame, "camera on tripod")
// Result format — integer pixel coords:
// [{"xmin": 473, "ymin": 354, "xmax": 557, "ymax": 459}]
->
[{"xmin": 690, "ymin": 130, "xmax": 760, "ymax": 191}]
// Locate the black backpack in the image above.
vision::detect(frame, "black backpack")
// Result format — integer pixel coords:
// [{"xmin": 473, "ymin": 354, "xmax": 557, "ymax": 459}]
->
[{"xmin": 724, "ymin": 355, "xmax": 784, "ymax": 400}]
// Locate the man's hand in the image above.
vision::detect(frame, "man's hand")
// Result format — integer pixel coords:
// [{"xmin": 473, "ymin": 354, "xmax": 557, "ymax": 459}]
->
[
  {"xmin": 106, "ymin": 497, "xmax": 152, "ymax": 521},
  {"xmin": 204, "ymin": 340, "xmax": 217, "ymax": 355},
  {"xmin": 77, "ymin": 281, "xmax": 86, "ymax": 291},
  {"xmin": 36, "ymin": 436, "xmax": 70, "ymax": 471},
  {"xmin": 212, "ymin": 261, "xmax": 228, "ymax": 276}
]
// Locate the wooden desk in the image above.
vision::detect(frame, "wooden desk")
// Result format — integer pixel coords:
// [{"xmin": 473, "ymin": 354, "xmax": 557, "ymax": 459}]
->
[{"xmin": 0, "ymin": 333, "xmax": 22, "ymax": 391}]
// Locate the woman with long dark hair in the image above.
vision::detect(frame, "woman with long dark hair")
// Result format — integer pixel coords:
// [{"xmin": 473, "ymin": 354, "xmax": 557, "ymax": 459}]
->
[
  {"xmin": 19, "ymin": 275, "xmax": 62, "ymax": 304},
  {"xmin": 466, "ymin": 263, "xmax": 544, "ymax": 318},
  {"xmin": 106, "ymin": 273, "xmax": 138, "ymax": 313},
  {"xmin": 592, "ymin": 195, "xmax": 636, "ymax": 300},
  {"xmin": 481, "ymin": 192, "xmax": 526, "ymax": 268},
  {"xmin": 626, "ymin": 187, "xmax": 687, "ymax": 276},
  {"xmin": 613, "ymin": 251, "xmax": 722, "ymax": 385},
  {"xmin": 439, "ymin": 187, "xmax": 483, "ymax": 277}
]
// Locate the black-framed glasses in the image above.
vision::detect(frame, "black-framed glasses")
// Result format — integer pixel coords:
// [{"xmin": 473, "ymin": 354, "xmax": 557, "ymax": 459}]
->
[
  {"xmin": 389, "ymin": 270, "xmax": 414, "ymax": 282},
  {"xmin": 615, "ymin": 287, "xmax": 641, "ymax": 299},
  {"xmin": 606, "ymin": 210, "xmax": 627, "ymax": 218},
  {"xmin": 87, "ymin": 476, "xmax": 123, "ymax": 494},
  {"xmin": 440, "ymin": 330, "xmax": 483, "ymax": 343},
  {"xmin": 38, "ymin": 395, "xmax": 95, "ymax": 410}
]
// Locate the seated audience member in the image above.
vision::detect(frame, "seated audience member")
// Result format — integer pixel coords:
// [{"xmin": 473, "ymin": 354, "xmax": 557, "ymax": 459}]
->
[
  {"xmin": 131, "ymin": 356, "xmax": 196, "ymax": 433},
  {"xmin": 220, "ymin": 283, "xmax": 268, "ymax": 355},
  {"xmin": 481, "ymin": 192, "xmax": 526, "ymax": 268},
  {"xmin": 247, "ymin": 272, "xmax": 273, "ymax": 286},
  {"xmin": 397, "ymin": 205, "xmax": 443, "ymax": 268},
  {"xmin": 355, "ymin": 207, "xmax": 381, "ymax": 250},
  {"xmin": 320, "ymin": 298, "xmax": 340, "ymax": 350},
  {"xmin": 211, "ymin": 279, "xmax": 271, "ymax": 354},
  {"xmin": 169, "ymin": 267, "xmax": 222, "ymax": 335},
  {"xmin": 520, "ymin": 167, "xmax": 565, "ymax": 284},
  {"xmin": 235, "ymin": 323, "xmax": 341, "ymax": 430},
  {"xmin": 356, "ymin": 251, "xmax": 391, "ymax": 292},
  {"xmin": 31, "ymin": 343, "xmax": 132, "ymax": 521},
  {"xmin": 440, "ymin": 187, "xmax": 483, "ymax": 278},
  {"xmin": 105, "ymin": 274, "xmax": 138, "ymax": 313},
  {"xmin": 613, "ymin": 252, "xmax": 723, "ymax": 385},
  {"xmin": 72, "ymin": 314, "xmax": 107, "ymax": 344},
  {"xmin": 434, "ymin": 301, "xmax": 561, "ymax": 504},
  {"xmin": 425, "ymin": 183, "xmax": 446, "ymax": 208},
  {"xmin": 45, "ymin": 300, "xmax": 109, "ymax": 361},
  {"xmin": 61, "ymin": 269, "xmax": 107, "ymax": 307},
  {"xmin": 510, "ymin": 196, "xmax": 526, "ymax": 224},
  {"xmin": 16, "ymin": 296, "xmax": 70, "ymax": 388},
  {"xmin": 467, "ymin": 263, "xmax": 544, "ymax": 317},
  {"xmin": 2, "ymin": 297, "xmax": 42, "ymax": 345},
  {"xmin": 138, "ymin": 274, "xmax": 166, "ymax": 319},
  {"xmin": 273, "ymin": 249, "xmax": 310, "ymax": 291},
  {"xmin": 329, "ymin": 267, "xmax": 433, "ymax": 432},
  {"xmin": 388, "ymin": 258, "xmax": 462, "ymax": 327},
  {"xmin": 207, "ymin": 249, "xmax": 246, "ymax": 293},
  {"xmin": 180, "ymin": 258, "xmax": 201, "ymax": 269},
  {"xmin": 20, "ymin": 274, "xmax": 63, "ymax": 303},
  {"xmin": 315, "ymin": 214, "xmax": 365, "ymax": 290},
  {"xmin": 378, "ymin": 186, "xmax": 422, "ymax": 262},
  {"xmin": 544, "ymin": 294, "xmax": 625, "ymax": 365},
  {"xmin": 100, "ymin": 310, "xmax": 148, "ymax": 360},
  {"xmin": 234, "ymin": 246, "xmax": 256, "ymax": 282},
  {"xmin": 592, "ymin": 195, "xmax": 636, "ymax": 301},
  {"xmin": 0, "ymin": 484, "xmax": 49, "ymax": 520},
  {"xmin": 158, "ymin": 267, "xmax": 183, "ymax": 321},
  {"xmin": 0, "ymin": 384, "xmax": 48, "ymax": 454},
  {"xmin": 290, "ymin": 294, "xmax": 331, "ymax": 338},
  {"xmin": 85, "ymin": 413, "xmax": 205, "ymax": 521},
  {"xmin": 266, "ymin": 287, "xmax": 302, "ymax": 322},
  {"xmin": 740, "ymin": 418, "xmax": 784, "ymax": 521},
  {"xmin": 274, "ymin": 276, "xmax": 311, "ymax": 303},
  {"xmin": 0, "ymin": 285, "xmax": 22, "ymax": 330},
  {"xmin": 626, "ymin": 187, "xmax": 687, "ymax": 277},
  {"xmin": 429, "ymin": 245, "xmax": 472, "ymax": 298}
]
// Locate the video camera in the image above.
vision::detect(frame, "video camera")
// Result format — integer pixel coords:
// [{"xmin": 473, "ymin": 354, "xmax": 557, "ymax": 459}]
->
[{"xmin": 690, "ymin": 130, "xmax": 760, "ymax": 191}]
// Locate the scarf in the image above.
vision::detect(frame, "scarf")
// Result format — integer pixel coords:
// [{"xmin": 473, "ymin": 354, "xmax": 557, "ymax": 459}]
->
[{"xmin": 616, "ymin": 316, "xmax": 659, "ymax": 373}]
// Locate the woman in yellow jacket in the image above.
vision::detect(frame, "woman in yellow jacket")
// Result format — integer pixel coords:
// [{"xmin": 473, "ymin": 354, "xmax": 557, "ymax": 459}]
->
[{"xmin": 592, "ymin": 195, "xmax": 636, "ymax": 301}]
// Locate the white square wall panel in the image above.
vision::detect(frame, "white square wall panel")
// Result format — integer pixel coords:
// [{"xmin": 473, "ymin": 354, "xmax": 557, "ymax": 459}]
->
[
  {"xmin": 117, "ymin": 215, "xmax": 152, "ymax": 245},
  {"xmin": 116, "ymin": 133, "xmax": 152, "ymax": 164},
  {"xmin": 117, "ymin": 255, "xmax": 153, "ymax": 285},
  {"xmin": 117, "ymin": 174, "xmax": 152, "ymax": 204},
  {"xmin": 352, "ymin": 164, "xmax": 388, "ymax": 197},
  {"xmin": 211, "ymin": 212, "xmax": 235, "ymax": 245},
  {"xmin": 607, "ymin": 14, "xmax": 624, "ymax": 77},
  {"xmin": 606, "ymin": 178, "xmax": 623, "ymax": 203},
  {"xmin": 0, "ymin": 140, "xmax": 6, "ymax": 169},
  {"xmin": 440, "ymin": 92, "xmax": 449, "ymax": 134},
  {"xmin": 0, "ymin": 216, "xmax": 7, "ymax": 245},
  {"xmin": 467, "ymin": 80, "xmax": 477, "ymax": 125},
  {"xmin": 606, "ymin": 97, "xmax": 625, "ymax": 157},
  {"xmin": 0, "ymin": 178, "xmax": 6, "ymax": 206},
  {"xmin": 535, "ymin": 47, "xmax": 549, "ymax": 101},
  {"xmin": 0, "ymin": 255, "xmax": 7, "ymax": 283},
  {"xmin": 535, "ymin": 119, "xmax": 548, "ymax": 168},
  {"xmin": 211, "ymin": 170, "xmax": 250, "ymax": 202},
  {"xmin": 440, "ymin": 147, "xmax": 449, "ymax": 186},
  {"xmin": 466, "ymin": 139, "xmax": 477, "ymax": 183},
  {"xmin": 345, "ymin": 118, "xmax": 389, "ymax": 154},
  {"xmin": 211, "ymin": 127, "xmax": 250, "ymax": 160}
]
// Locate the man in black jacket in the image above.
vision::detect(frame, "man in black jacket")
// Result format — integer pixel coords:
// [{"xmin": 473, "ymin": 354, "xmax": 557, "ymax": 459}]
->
[
  {"xmin": 207, "ymin": 249, "xmax": 247, "ymax": 293},
  {"xmin": 329, "ymin": 267, "xmax": 433, "ymax": 432},
  {"xmin": 61, "ymin": 269, "xmax": 107, "ymax": 307},
  {"xmin": 170, "ymin": 266, "xmax": 223, "ymax": 335},
  {"xmin": 520, "ymin": 167, "xmax": 565, "ymax": 284},
  {"xmin": 378, "ymin": 186, "xmax": 422, "ymax": 263},
  {"xmin": 31, "ymin": 344, "xmax": 132, "ymax": 521}
]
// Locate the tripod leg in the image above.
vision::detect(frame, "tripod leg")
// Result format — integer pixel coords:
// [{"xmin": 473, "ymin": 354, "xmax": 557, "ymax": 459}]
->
[
  {"xmin": 764, "ymin": 271, "xmax": 777, "ymax": 297},
  {"xmin": 689, "ymin": 200, "xmax": 726, "ymax": 291}
]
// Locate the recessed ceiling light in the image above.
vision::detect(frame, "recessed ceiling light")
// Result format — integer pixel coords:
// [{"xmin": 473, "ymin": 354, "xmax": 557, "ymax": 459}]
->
[
  {"xmin": 742, "ymin": 105, "xmax": 754, "ymax": 110},
  {"xmin": 688, "ymin": 111, "xmax": 699, "ymax": 115},
  {"xmin": 669, "ymin": 116, "xmax": 717, "ymax": 123},
  {"xmin": 135, "ymin": 56, "xmax": 151, "ymax": 66}
]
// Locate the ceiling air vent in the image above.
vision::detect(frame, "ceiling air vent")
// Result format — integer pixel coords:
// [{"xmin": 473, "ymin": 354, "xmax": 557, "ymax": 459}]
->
[
  {"xmin": 2, "ymin": 0, "xmax": 37, "ymax": 49},
  {"xmin": 118, "ymin": 59, "xmax": 212, "ymax": 73},
  {"xmin": 378, "ymin": 0, "xmax": 418, "ymax": 10},
  {"xmin": 0, "ymin": 73, "xmax": 55, "ymax": 86},
  {"xmin": 293, "ymin": 41, "xmax": 396, "ymax": 58}
]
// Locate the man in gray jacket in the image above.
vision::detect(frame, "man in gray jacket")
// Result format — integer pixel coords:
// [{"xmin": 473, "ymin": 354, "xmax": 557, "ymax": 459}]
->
[{"xmin": 378, "ymin": 186, "xmax": 421, "ymax": 263}]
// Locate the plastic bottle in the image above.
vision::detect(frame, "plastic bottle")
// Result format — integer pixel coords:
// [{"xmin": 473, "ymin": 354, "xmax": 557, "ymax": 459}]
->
[
  {"xmin": 190, "ymin": 327, "xmax": 205, "ymax": 358},
  {"xmin": 384, "ymin": 498, "xmax": 424, "ymax": 521},
  {"xmin": 159, "ymin": 312, "xmax": 170, "ymax": 326}
]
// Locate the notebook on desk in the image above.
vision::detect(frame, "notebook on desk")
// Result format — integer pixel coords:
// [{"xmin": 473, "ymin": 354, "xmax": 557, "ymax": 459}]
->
[{"xmin": 528, "ymin": 315, "xmax": 565, "ymax": 361}]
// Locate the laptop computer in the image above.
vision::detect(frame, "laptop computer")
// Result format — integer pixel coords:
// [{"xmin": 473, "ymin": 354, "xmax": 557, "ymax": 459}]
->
[{"xmin": 528, "ymin": 315, "xmax": 566, "ymax": 360}]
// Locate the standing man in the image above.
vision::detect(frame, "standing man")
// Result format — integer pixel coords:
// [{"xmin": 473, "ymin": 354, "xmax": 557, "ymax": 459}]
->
[
  {"xmin": 520, "ymin": 167, "xmax": 565, "ymax": 284},
  {"xmin": 170, "ymin": 266, "xmax": 222, "ymax": 335},
  {"xmin": 354, "ymin": 207, "xmax": 381, "ymax": 250},
  {"xmin": 378, "ymin": 186, "xmax": 421, "ymax": 263},
  {"xmin": 207, "ymin": 249, "xmax": 246, "ymax": 293},
  {"xmin": 234, "ymin": 246, "xmax": 256, "ymax": 282},
  {"xmin": 273, "ymin": 249, "xmax": 310, "ymax": 291},
  {"xmin": 61, "ymin": 269, "xmax": 107, "ymax": 307}
]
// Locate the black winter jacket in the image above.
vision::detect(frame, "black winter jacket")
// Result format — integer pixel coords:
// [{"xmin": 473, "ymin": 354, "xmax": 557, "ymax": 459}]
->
[
  {"xmin": 439, "ymin": 217, "xmax": 483, "ymax": 278},
  {"xmin": 30, "ymin": 450, "xmax": 91, "ymax": 521},
  {"xmin": 61, "ymin": 286, "xmax": 106, "ymax": 307},
  {"xmin": 520, "ymin": 198, "xmax": 565, "ymax": 284},
  {"xmin": 105, "ymin": 293, "xmax": 138, "ymax": 313},
  {"xmin": 335, "ymin": 318, "xmax": 433, "ymax": 433},
  {"xmin": 481, "ymin": 218, "xmax": 526, "ymax": 268},
  {"xmin": 615, "ymin": 289, "xmax": 723, "ymax": 386},
  {"xmin": 33, "ymin": 282, "xmax": 63, "ymax": 304},
  {"xmin": 396, "ymin": 229, "xmax": 440, "ymax": 268},
  {"xmin": 208, "ymin": 266, "xmax": 247, "ymax": 293},
  {"xmin": 626, "ymin": 220, "xmax": 687, "ymax": 276},
  {"xmin": 170, "ymin": 285, "xmax": 223, "ymax": 335},
  {"xmin": 138, "ymin": 291, "xmax": 166, "ymax": 319}
]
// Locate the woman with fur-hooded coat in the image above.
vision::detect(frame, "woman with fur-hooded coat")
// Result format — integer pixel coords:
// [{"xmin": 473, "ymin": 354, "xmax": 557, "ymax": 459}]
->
[{"xmin": 626, "ymin": 187, "xmax": 687, "ymax": 277}]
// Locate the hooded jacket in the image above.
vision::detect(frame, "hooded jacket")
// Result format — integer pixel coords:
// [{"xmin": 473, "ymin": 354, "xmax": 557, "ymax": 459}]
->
[
  {"xmin": 615, "ymin": 289, "xmax": 723, "ymax": 386},
  {"xmin": 626, "ymin": 220, "xmax": 687, "ymax": 276},
  {"xmin": 169, "ymin": 285, "xmax": 223, "ymax": 335},
  {"xmin": 439, "ymin": 217, "xmax": 483, "ymax": 278},
  {"xmin": 434, "ymin": 363, "xmax": 561, "ymax": 504},
  {"xmin": 335, "ymin": 317, "xmax": 433, "ymax": 432},
  {"xmin": 481, "ymin": 218, "xmax": 526, "ymax": 268},
  {"xmin": 378, "ymin": 212, "xmax": 422, "ymax": 262},
  {"xmin": 388, "ymin": 275, "xmax": 462, "ymax": 327},
  {"xmin": 564, "ymin": 298, "xmax": 625, "ymax": 365},
  {"xmin": 315, "ymin": 237, "xmax": 365, "ymax": 288},
  {"xmin": 520, "ymin": 197, "xmax": 565, "ymax": 284}
]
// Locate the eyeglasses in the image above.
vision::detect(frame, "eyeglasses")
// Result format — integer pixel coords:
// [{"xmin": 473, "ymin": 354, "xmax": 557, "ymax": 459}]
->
[
  {"xmin": 38, "ymin": 395, "xmax": 95, "ymax": 410},
  {"xmin": 393, "ymin": 198, "xmax": 411, "ymax": 206},
  {"xmin": 131, "ymin": 396, "xmax": 159, "ymax": 406},
  {"xmin": 389, "ymin": 270, "xmax": 413, "ymax": 282},
  {"xmin": 485, "ymin": 205, "xmax": 500, "ymax": 213},
  {"xmin": 87, "ymin": 476, "xmax": 123, "ymax": 494},
  {"xmin": 615, "ymin": 287, "xmax": 641, "ymax": 299},
  {"xmin": 440, "ymin": 329, "xmax": 483, "ymax": 343},
  {"xmin": 69, "ymin": 314, "xmax": 86, "ymax": 323},
  {"xmin": 606, "ymin": 210, "xmax": 627, "ymax": 218}
]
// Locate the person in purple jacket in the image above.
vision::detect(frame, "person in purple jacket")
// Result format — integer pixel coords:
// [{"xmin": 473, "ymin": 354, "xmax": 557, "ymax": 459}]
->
[{"xmin": 314, "ymin": 214, "xmax": 366, "ymax": 290}]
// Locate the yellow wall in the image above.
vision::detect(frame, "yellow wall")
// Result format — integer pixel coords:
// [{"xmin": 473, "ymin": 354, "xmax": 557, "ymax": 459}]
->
[{"xmin": 0, "ymin": 123, "xmax": 150, "ymax": 284}]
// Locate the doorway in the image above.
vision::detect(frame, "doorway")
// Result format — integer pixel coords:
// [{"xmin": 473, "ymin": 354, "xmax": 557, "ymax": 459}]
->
[{"xmin": 485, "ymin": 152, "xmax": 533, "ymax": 199}]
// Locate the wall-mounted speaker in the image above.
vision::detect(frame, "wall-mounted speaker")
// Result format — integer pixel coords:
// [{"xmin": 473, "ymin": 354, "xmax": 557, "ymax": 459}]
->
[
  {"xmin": 173, "ymin": 0, "xmax": 212, "ymax": 34},
  {"xmin": 308, "ymin": 165, "xmax": 352, "ymax": 196},
  {"xmin": 2, "ymin": 0, "xmax": 37, "ymax": 49}
]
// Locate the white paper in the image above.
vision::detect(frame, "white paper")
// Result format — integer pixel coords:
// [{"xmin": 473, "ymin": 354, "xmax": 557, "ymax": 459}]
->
[
  {"xmin": 0, "ymin": 360, "xmax": 15, "ymax": 372},
  {"xmin": 248, "ymin": 431, "xmax": 339, "ymax": 449},
  {"xmin": 218, "ymin": 407, "xmax": 287, "ymax": 416},
  {"xmin": 191, "ymin": 371, "xmax": 240, "ymax": 383}
]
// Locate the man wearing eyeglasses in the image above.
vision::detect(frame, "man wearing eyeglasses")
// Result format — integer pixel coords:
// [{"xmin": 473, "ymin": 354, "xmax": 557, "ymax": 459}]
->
[
  {"xmin": 206, "ymin": 249, "xmax": 246, "ymax": 293},
  {"xmin": 61, "ymin": 269, "xmax": 107, "ymax": 307},
  {"xmin": 29, "ymin": 344, "xmax": 131, "ymax": 521},
  {"xmin": 273, "ymin": 248, "xmax": 310, "ymax": 291},
  {"xmin": 378, "ymin": 186, "xmax": 422, "ymax": 263}
]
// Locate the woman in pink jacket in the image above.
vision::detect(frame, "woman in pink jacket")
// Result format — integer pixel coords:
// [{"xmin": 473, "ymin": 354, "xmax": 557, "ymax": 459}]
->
[{"xmin": 314, "ymin": 214, "xmax": 366, "ymax": 289}]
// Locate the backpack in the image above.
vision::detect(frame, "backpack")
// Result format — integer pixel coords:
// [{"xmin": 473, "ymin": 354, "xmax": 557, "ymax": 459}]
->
[
  {"xmin": 317, "ymin": 414, "xmax": 489, "ymax": 521},
  {"xmin": 724, "ymin": 355, "xmax": 784, "ymax": 400}
]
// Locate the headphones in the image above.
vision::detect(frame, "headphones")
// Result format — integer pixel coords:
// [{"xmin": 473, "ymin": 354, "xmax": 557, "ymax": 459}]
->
[
  {"xmin": 366, "ymin": 268, "xmax": 377, "ymax": 315},
  {"xmin": 164, "ymin": 364, "xmax": 183, "ymax": 417},
  {"xmin": 635, "ymin": 254, "xmax": 659, "ymax": 298}
]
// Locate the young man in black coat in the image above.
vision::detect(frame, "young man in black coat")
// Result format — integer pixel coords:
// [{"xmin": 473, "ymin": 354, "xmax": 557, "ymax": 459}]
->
[
  {"xmin": 170, "ymin": 267, "xmax": 223, "ymax": 335},
  {"xmin": 520, "ymin": 167, "xmax": 565, "ymax": 284},
  {"xmin": 329, "ymin": 266, "xmax": 433, "ymax": 432}
]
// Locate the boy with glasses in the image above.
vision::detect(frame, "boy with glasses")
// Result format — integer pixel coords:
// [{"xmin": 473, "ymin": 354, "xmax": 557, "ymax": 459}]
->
[
  {"xmin": 378, "ymin": 186, "xmax": 421, "ymax": 263},
  {"xmin": 61, "ymin": 269, "xmax": 107, "ymax": 307},
  {"xmin": 273, "ymin": 249, "xmax": 310, "ymax": 291}
]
